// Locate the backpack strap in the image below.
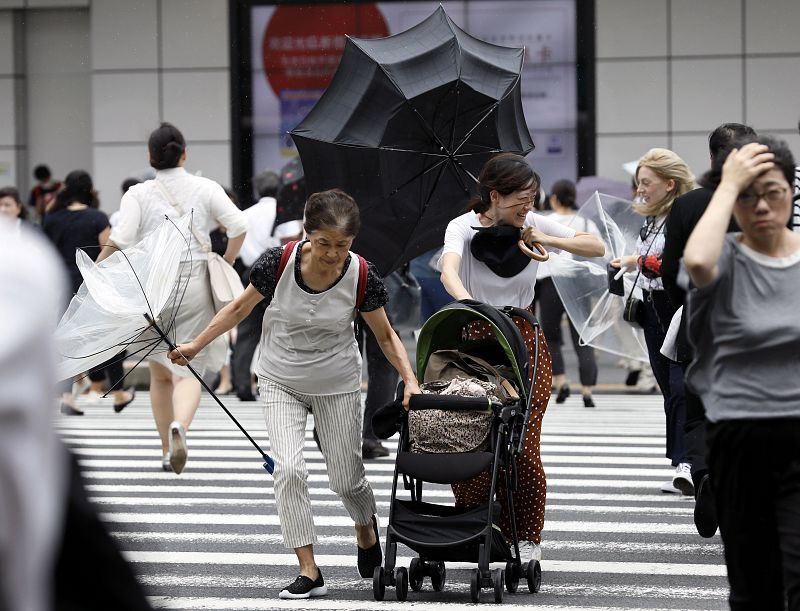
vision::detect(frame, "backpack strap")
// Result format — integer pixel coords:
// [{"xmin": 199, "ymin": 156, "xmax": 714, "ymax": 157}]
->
[
  {"xmin": 277, "ymin": 240, "xmax": 299, "ymax": 281},
  {"xmin": 355, "ymin": 254, "xmax": 368, "ymax": 310},
  {"xmin": 278, "ymin": 242, "xmax": 367, "ymax": 310}
]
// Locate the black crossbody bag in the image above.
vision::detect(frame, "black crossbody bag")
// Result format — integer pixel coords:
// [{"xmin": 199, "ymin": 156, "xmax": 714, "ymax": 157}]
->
[{"xmin": 622, "ymin": 218, "xmax": 665, "ymax": 327}]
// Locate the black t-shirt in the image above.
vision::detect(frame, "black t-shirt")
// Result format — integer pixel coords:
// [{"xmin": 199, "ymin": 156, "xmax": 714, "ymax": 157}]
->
[
  {"xmin": 43, "ymin": 207, "xmax": 110, "ymax": 293},
  {"xmin": 248, "ymin": 241, "xmax": 388, "ymax": 312}
]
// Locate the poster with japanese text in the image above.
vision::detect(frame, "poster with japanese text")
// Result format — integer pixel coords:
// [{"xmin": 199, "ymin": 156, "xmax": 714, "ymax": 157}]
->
[{"xmin": 250, "ymin": 1, "xmax": 576, "ymax": 192}]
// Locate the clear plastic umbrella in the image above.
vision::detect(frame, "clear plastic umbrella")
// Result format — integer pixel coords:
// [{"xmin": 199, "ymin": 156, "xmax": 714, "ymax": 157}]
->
[
  {"xmin": 53, "ymin": 213, "xmax": 275, "ymax": 472},
  {"xmin": 54, "ymin": 213, "xmax": 192, "ymax": 381},
  {"xmin": 548, "ymin": 191, "xmax": 649, "ymax": 363}
]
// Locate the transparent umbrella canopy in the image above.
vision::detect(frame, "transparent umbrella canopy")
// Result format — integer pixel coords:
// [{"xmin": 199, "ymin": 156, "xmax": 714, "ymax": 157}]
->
[
  {"xmin": 53, "ymin": 212, "xmax": 274, "ymax": 472},
  {"xmin": 54, "ymin": 213, "xmax": 192, "ymax": 381},
  {"xmin": 548, "ymin": 191, "xmax": 649, "ymax": 363}
]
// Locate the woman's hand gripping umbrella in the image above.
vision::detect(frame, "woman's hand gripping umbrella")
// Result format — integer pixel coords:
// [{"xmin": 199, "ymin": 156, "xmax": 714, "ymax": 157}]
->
[{"xmin": 53, "ymin": 213, "xmax": 275, "ymax": 473}]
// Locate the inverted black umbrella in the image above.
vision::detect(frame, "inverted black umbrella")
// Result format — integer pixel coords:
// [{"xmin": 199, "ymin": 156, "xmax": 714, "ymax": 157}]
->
[{"xmin": 290, "ymin": 5, "xmax": 533, "ymax": 275}]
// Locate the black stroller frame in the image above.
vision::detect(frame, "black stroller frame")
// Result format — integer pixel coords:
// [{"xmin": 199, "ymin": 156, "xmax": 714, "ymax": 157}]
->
[{"xmin": 373, "ymin": 300, "xmax": 543, "ymax": 604}]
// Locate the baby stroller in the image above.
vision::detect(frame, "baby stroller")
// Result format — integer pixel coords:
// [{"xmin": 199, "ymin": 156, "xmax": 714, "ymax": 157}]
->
[{"xmin": 372, "ymin": 299, "xmax": 543, "ymax": 604}]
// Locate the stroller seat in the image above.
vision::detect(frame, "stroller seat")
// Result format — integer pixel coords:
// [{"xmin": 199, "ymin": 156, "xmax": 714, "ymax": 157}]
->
[
  {"xmin": 372, "ymin": 300, "xmax": 544, "ymax": 604},
  {"xmin": 396, "ymin": 450, "xmax": 493, "ymax": 484}
]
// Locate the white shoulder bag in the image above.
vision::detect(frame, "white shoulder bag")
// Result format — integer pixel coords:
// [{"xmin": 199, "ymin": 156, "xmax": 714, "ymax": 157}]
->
[{"xmin": 155, "ymin": 180, "xmax": 243, "ymax": 311}]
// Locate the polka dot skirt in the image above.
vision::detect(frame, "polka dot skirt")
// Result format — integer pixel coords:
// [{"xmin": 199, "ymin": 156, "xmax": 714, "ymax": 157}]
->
[{"xmin": 451, "ymin": 311, "xmax": 553, "ymax": 545}]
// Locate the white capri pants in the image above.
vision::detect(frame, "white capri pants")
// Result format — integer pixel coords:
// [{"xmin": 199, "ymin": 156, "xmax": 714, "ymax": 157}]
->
[{"xmin": 259, "ymin": 378, "xmax": 377, "ymax": 548}]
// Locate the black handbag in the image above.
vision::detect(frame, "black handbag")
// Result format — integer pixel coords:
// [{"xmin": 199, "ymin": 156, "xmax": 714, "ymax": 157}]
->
[
  {"xmin": 622, "ymin": 294, "xmax": 644, "ymax": 326},
  {"xmin": 607, "ymin": 262, "xmax": 625, "ymax": 296},
  {"xmin": 621, "ymin": 218, "xmax": 665, "ymax": 328}
]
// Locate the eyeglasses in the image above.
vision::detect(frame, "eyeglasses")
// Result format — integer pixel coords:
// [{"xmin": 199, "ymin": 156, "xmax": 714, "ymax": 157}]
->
[{"xmin": 736, "ymin": 186, "xmax": 789, "ymax": 209}]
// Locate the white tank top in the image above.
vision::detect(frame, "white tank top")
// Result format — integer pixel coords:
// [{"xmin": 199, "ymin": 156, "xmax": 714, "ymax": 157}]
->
[{"xmin": 256, "ymin": 243, "xmax": 362, "ymax": 395}]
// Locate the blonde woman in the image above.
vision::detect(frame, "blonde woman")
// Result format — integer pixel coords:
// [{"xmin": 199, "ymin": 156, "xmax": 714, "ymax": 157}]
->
[{"xmin": 610, "ymin": 148, "xmax": 695, "ymax": 494}]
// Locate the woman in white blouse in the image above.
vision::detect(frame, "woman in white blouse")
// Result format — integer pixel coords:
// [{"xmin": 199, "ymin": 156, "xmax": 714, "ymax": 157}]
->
[
  {"xmin": 610, "ymin": 148, "xmax": 695, "ymax": 495},
  {"xmin": 97, "ymin": 123, "xmax": 248, "ymax": 474}
]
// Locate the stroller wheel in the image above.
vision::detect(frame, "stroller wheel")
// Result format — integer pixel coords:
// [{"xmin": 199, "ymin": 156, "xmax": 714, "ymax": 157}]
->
[
  {"xmin": 431, "ymin": 561, "xmax": 446, "ymax": 592},
  {"xmin": 504, "ymin": 561, "xmax": 519, "ymax": 593},
  {"xmin": 395, "ymin": 567, "xmax": 409, "ymax": 601},
  {"xmin": 526, "ymin": 560, "xmax": 542, "ymax": 593},
  {"xmin": 493, "ymin": 569, "xmax": 504, "ymax": 604},
  {"xmin": 470, "ymin": 569, "xmax": 481, "ymax": 603},
  {"xmin": 372, "ymin": 567, "xmax": 385, "ymax": 601},
  {"xmin": 408, "ymin": 558, "xmax": 423, "ymax": 592}
]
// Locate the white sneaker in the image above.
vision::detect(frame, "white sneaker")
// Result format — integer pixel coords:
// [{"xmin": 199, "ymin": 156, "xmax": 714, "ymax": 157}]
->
[
  {"xmin": 518, "ymin": 541, "xmax": 541, "ymax": 563},
  {"xmin": 168, "ymin": 421, "xmax": 187, "ymax": 474},
  {"xmin": 672, "ymin": 462, "xmax": 694, "ymax": 496},
  {"xmin": 660, "ymin": 480, "xmax": 681, "ymax": 494}
]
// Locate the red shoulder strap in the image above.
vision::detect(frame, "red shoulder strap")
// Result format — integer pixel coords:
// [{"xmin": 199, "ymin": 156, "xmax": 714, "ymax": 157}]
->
[
  {"xmin": 355, "ymin": 254, "xmax": 368, "ymax": 310},
  {"xmin": 277, "ymin": 240, "xmax": 299, "ymax": 281}
]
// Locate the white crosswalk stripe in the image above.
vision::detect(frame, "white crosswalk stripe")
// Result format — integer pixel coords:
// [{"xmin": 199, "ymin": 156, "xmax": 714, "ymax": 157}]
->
[{"xmin": 56, "ymin": 392, "xmax": 728, "ymax": 610}]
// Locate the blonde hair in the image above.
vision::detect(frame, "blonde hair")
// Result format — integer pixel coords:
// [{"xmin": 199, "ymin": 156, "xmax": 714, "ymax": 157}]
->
[{"xmin": 634, "ymin": 148, "xmax": 695, "ymax": 217}]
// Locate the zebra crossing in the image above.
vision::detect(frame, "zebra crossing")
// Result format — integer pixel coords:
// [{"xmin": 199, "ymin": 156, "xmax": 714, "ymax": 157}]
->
[{"xmin": 56, "ymin": 392, "xmax": 729, "ymax": 610}]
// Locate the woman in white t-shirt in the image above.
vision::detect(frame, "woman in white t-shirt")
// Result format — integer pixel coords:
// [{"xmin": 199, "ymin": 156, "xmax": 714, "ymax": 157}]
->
[{"xmin": 440, "ymin": 153, "xmax": 604, "ymax": 564}]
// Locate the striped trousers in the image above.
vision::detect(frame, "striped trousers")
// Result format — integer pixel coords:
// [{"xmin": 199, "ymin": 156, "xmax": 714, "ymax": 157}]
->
[{"xmin": 259, "ymin": 378, "xmax": 377, "ymax": 549}]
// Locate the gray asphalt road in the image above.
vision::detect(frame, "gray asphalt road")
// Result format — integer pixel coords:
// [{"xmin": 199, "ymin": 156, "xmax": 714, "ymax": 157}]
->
[{"xmin": 57, "ymin": 392, "xmax": 728, "ymax": 610}]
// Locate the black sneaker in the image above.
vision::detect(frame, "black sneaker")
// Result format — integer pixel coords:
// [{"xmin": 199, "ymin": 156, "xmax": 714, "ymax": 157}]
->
[
  {"xmin": 582, "ymin": 394, "xmax": 595, "ymax": 408},
  {"xmin": 362, "ymin": 438, "xmax": 390, "ymax": 459},
  {"xmin": 278, "ymin": 570, "xmax": 327, "ymax": 599},
  {"xmin": 694, "ymin": 474, "xmax": 718, "ymax": 538},
  {"xmin": 357, "ymin": 515, "xmax": 382, "ymax": 578},
  {"xmin": 555, "ymin": 384, "xmax": 570, "ymax": 404}
]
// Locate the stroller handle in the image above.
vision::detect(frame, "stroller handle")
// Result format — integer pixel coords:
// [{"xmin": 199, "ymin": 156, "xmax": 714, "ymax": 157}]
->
[{"xmin": 409, "ymin": 393, "xmax": 499, "ymax": 412}]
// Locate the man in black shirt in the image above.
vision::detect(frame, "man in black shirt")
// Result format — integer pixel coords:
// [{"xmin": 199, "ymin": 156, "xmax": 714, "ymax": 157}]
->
[{"xmin": 661, "ymin": 123, "xmax": 756, "ymax": 538}]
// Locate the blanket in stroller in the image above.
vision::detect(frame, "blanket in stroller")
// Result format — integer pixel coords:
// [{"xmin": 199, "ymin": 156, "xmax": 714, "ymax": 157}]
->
[
  {"xmin": 409, "ymin": 377, "xmax": 497, "ymax": 453},
  {"xmin": 409, "ymin": 350, "xmax": 520, "ymax": 454}
]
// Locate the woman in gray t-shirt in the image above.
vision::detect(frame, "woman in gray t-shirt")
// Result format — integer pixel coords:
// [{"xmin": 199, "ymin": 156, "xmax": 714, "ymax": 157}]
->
[{"xmin": 684, "ymin": 136, "xmax": 800, "ymax": 609}]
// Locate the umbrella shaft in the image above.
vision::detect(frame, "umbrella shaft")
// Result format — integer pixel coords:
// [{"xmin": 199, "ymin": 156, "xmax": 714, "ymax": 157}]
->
[{"xmin": 143, "ymin": 314, "xmax": 269, "ymax": 461}]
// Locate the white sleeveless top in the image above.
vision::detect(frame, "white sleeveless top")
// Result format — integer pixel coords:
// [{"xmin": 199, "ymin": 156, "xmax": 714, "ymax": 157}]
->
[{"xmin": 256, "ymin": 243, "xmax": 362, "ymax": 395}]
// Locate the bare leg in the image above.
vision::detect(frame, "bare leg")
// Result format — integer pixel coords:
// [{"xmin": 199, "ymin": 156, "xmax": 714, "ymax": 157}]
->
[
  {"xmin": 355, "ymin": 521, "xmax": 376, "ymax": 548},
  {"xmin": 60, "ymin": 391, "xmax": 82, "ymax": 414},
  {"xmin": 214, "ymin": 364, "xmax": 232, "ymax": 395},
  {"xmin": 148, "ymin": 362, "xmax": 175, "ymax": 454},
  {"xmin": 295, "ymin": 545, "xmax": 320, "ymax": 579},
  {"xmin": 172, "ymin": 376, "xmax": 201, "ymax": 431},
  {"xmin": 553, "ymin": 373, "xmax": 567, "ymax": 389}
]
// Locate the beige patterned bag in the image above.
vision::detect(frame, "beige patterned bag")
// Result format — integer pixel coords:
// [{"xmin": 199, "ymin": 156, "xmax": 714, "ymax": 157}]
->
[{"xmin": 409, "ymin": 378, "xmax": 496, "ymax": 453}]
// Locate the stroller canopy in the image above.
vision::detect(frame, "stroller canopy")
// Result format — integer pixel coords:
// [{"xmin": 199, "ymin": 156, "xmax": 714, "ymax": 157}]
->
[{"xmin": 415, "ymin": 300, "xmax": 529, "ymax": 391}]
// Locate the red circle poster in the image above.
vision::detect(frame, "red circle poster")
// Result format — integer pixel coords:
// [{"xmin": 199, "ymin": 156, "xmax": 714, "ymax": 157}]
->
[{"xmin": 262, "ymin": 4, "xmax": 389, "ymax": 96}]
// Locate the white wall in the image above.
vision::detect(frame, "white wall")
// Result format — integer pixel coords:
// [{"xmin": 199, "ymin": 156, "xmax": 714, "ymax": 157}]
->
[
  {"xmin": 25, "ymin": 8, "xmax": 92, "ymax": 183},
  {"xmin": 91, "ymin": 0, "xmax": 230, "ymax": 210},
  {"xmin": 2, "ymin": 0, "xmax": 800, "ymax": 206},
  {"xmin": 0, "ymin": 0, "xmax": 230, "ymax": 213},
  {"xmin": 0, "ymin": 9, "xmax": 22, "ymax": 186},
  {"xmin": 595, "ymin": 0, "xmax": 800, "ymax": 183}
]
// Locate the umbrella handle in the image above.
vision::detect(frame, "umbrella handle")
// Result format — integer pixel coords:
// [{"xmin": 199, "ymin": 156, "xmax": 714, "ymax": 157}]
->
[{"xmin": 518, "ymin": 239, "xmax": 549, "ymax": 262}]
